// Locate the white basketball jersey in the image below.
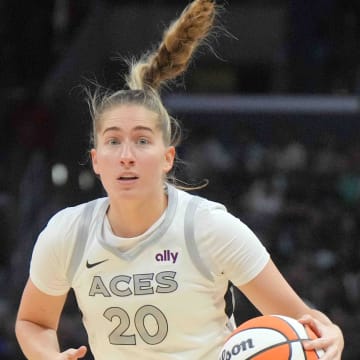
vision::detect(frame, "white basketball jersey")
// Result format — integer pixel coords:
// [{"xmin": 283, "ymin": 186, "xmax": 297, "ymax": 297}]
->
[{"xmin": 30, "ymin": 185, "xmax": 270, "ymax": 359}]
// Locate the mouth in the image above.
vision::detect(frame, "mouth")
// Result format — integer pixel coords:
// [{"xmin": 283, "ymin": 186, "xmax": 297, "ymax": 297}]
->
[{"xmin": 117, "ymin": 175, "xmax": 139, "ymax": 181}]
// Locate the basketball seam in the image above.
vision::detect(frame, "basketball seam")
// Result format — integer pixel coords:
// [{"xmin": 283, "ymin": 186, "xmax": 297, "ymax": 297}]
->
[
  {"xmin": 274, "ymin": 315, "xmax": 311, "ymax": 359},
  {"xmin": 230, "ymin": 326, "xmax": 296, "ymax": 340},
  {"xmin": 243, "ymin": 339, "xmax": 309, "ymax": 360},
  {"xmin": 273, "ymin": 315, "xmax": 305, "ymax": 338}
]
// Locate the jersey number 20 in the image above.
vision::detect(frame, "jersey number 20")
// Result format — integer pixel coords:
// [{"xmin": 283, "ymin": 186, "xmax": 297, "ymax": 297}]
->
[{"xmin": 104, "ymin": 305, "xmax": 168, "ymax": 345}]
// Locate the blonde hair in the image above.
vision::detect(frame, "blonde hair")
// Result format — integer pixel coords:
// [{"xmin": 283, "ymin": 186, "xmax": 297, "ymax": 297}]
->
[{"xmin": 88, "ymin": 0, "xmax": 217, "ymax": 185}]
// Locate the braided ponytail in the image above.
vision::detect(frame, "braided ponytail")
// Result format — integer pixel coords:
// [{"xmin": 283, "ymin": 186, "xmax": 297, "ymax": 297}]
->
[{"xmin": 127, "ymin": 0, "xmax": 216, "ymax": 91}]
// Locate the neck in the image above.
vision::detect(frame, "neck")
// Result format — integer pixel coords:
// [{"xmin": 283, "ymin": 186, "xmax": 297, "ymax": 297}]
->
[{"xmin": 107, "ymin": 189, "xmax": 168, "ymax": 237}]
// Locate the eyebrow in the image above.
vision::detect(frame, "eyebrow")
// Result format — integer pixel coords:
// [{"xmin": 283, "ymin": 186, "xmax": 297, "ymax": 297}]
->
[{"xmin": 102, "ymin": 126, "xmax": 154, "ymax": 135}]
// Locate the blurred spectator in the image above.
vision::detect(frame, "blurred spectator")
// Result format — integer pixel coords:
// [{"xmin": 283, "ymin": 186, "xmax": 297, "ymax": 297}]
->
[{"xmin": 184, "ymin": 124, "xmax": 235, "ymax": 181}]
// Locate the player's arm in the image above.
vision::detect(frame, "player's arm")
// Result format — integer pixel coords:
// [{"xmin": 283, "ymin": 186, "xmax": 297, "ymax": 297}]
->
[
  {"xmin": 238, "ymin": 259, "xmax": 344, "ymax": 359},
  {"xmin": 15, "ymin": 278, "xmax": 87, "ymax": 360}
]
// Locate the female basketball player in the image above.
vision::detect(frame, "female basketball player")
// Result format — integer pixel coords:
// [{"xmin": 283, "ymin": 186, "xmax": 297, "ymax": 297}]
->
[{"xmin": 15, "ymin": 1, "xmax": 343, "ymax": 359}]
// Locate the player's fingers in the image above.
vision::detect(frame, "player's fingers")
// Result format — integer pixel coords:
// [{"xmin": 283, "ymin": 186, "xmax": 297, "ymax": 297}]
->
[
  {"xmin": 61, "ymin": 345, "xmax": 87, "ymax": 359},
  {"xmin": 303, "ymin": 337, "xmax": 328, "ymax": 351},
  {"xmin": 300, "ymin": 315, "xmax": 343, "ymax": 360},
  {"xmin": 298, "ymin": 314, "xmax": 321, "ymax": 337},
  {"xmin": 298, "ymin": 313, "xmax": 316, "ymax": 326},
  {"xmin": 304, "ymin": 341, "xmax": 341, "ymax": 360},
  {"xmin": 76, "ymin": 345, "xmax": 88, "ymax": 358}
]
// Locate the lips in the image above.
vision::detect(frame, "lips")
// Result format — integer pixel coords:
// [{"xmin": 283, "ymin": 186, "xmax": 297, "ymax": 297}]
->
[{"xmin": 117, "ymin": 173, "xmax": 139, "ymax": 181}]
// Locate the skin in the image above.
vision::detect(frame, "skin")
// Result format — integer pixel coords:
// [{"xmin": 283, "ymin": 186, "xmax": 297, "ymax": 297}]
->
[
  {"xmin": 90, "ymin": 104, "xmax": 175, "ymax": 237},
  {"xmin": 15, "ymin": 104, "xmax": 343, "ymax": 359}
]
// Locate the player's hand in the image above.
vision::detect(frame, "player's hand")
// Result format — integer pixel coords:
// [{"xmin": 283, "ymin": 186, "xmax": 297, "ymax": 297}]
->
[
  {"xmin": 57, "ymin": 345, "xmax": 87, "ymax": 359},
  {"xmin": 298, "ymin": 314, "xmax": 344, "ymax": 360}
]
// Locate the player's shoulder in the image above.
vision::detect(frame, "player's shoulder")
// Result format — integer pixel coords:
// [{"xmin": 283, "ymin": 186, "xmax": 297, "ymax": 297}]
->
[
  {"xmin": 47, "ymin": 197, "xmax": 108, "ymax": 229},
  {"xmin": 175, "ymin": 186, "xmax": 228, "ymax": 216},
  {"xmin": 176, "ymin": 187, "xmax": 249, "ymax": 235}
]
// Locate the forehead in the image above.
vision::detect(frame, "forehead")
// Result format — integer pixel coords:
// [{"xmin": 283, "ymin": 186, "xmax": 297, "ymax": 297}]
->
[{"xmin": 99, "ymin": 104, "xmax": 159, "ymax": 131}]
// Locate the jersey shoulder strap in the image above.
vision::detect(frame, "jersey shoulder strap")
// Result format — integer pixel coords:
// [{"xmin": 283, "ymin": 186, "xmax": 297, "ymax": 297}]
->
[
  {"xmin": 66, "ymin": 199, "xmax": 98, "ymax": 284},
  {"xmin": 184, "ymin": 195, "xmax": 214, "ymax": 281}
]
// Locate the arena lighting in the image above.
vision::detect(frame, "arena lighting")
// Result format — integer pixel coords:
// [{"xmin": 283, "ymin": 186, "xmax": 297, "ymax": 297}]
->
[
  {"xmin": 51, "ymin": 163, "xmax": 68, "ymax": 186},
  {"xmin": 78, "ymin": 169, "xmax": 95, "ymax": 191},
  {"xmin": 164, "ymin": 95, "xmax": 360, "ymax": 115}
]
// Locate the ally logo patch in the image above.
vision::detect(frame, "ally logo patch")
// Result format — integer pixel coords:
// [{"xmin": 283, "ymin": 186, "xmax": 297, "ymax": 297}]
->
[{"xmin": 155, "ymin": 250, "xmax": 179, "ymax": 264}]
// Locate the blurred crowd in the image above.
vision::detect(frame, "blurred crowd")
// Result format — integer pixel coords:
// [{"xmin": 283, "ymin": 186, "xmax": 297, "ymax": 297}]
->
[
  {"xmin": 183, "ymin": 118, "xmax": 360, "ymax": 359},
  {"xmin": 1, "ymin": 0, "xmax": 360, "ymax": 359}
]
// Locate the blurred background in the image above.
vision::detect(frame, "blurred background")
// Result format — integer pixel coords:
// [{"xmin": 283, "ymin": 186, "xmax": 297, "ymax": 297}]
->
[{"xmin": 1, "ymin": 0, "xmax": 360, "ymax": 358}]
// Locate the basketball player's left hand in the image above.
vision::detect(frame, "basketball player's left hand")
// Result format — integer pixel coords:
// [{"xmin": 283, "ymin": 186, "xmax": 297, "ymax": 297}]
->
[
  {"xmin": 298, "ymin": 314, "xmax": 344, "ymax": 360},
  {"xmin": 57, "ymin": 345, "xmax": 88, "ymax": 359}
]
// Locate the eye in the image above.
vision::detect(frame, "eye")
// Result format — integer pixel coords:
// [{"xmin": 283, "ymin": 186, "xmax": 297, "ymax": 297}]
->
[
  {"xmin": 137, "ymin": 137, "xmax": 150, "ymax": 145},
  {"xmin": 107, "ymin": 138, "xmax": 120, "ymax": 145}
]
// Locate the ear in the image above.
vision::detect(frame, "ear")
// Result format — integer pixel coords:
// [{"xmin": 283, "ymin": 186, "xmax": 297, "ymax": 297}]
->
[
  {"xmin": 90, "ymin": 148, "xmax": 99, "ymax": 175},
  {"xmin": 163, "ymin": 146, "xmax": 176, "ymax": 173}
]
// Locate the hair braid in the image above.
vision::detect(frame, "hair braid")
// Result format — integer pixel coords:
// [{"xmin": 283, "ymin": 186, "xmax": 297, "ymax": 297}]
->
[{"xmin": 127, "ymin": 0, "xmax": 216, "ymax": 90}]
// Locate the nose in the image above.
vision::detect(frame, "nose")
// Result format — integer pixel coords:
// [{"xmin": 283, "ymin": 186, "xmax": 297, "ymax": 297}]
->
[{"xmin": 119, "ymin": 142, "xmax": 135, "ymax": 167}]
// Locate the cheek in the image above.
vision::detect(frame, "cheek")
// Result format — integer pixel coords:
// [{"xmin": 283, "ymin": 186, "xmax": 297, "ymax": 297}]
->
[
  {"xmin": 91, "ymin": 150, "xmax": 113, "ymax": 175},
  {"xmin": 141, "ymin": 153, "xmax": 167, "ymax": 175}
]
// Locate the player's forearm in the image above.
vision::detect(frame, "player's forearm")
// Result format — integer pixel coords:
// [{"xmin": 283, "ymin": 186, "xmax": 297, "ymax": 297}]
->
[{"xmin": 15, "ymin": 319, "xmax": 61, "ymax": 359}]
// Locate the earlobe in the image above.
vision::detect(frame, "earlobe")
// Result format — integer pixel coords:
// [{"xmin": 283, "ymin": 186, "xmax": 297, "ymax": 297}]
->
[
  {"xmin": 90, "ymin": 149, "xmax": 99, "ymax": 175},
  {"xmin": 164, "ymin": 146, "xmax": 176, "ymax": 173}
]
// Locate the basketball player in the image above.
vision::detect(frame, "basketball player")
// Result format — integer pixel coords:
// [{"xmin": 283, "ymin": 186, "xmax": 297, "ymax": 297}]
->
[{"xmin": 15, "ymin": 1, "xmax": 343, "ymax": 359}]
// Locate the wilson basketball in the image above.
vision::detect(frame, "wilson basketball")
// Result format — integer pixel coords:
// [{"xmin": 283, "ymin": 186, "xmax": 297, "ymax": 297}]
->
[{"xmin": 219, "ymin": 314, "xmax": 324, "ymax": 360}]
